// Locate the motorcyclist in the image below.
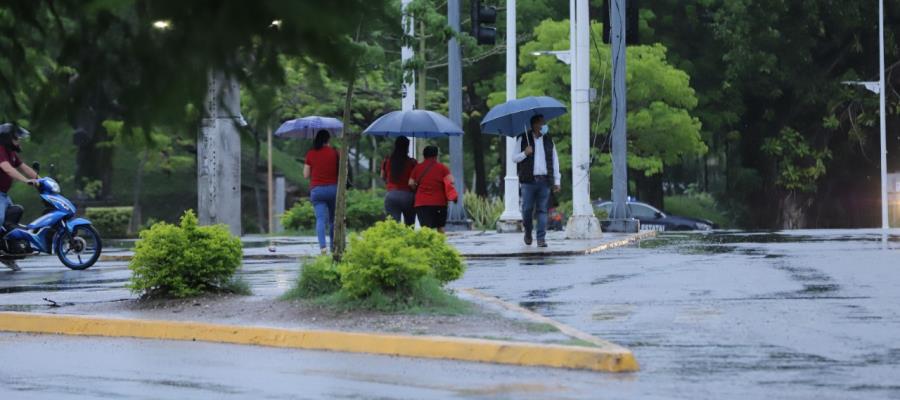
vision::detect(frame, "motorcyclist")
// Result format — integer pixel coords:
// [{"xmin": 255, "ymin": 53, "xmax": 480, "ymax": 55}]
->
[{"xmin": 0, "ymin": 123, "xmax": 39, "ymax": 271}]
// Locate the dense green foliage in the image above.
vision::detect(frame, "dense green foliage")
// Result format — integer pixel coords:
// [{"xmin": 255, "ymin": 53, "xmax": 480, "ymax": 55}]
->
[
  {"xmin": 288, "ymin": 220, "xmax": 465, "ymax": 310},
  {"xmin": 85, "ymin": 206, "xmax": 133, "ymax": 238},
  {"xmin": 281, "ymin": 190, "xmax": 386, "ymax": 231},
  {"xmin": 664, "ymin": 193, "xmax": 732, "ymax": 228},
  {"xmin": 128, "ymin": 210, "xmax": 243, "ymax": 298}
]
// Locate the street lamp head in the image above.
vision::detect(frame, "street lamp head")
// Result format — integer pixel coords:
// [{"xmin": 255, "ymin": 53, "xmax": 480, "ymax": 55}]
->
[
  {"xmin": 270, "ymin": 20, "xmax": 282, "ymax": 28},
  {"xmin": 152, "ymin": 20, "xmax": 172, "ymax": 30}
]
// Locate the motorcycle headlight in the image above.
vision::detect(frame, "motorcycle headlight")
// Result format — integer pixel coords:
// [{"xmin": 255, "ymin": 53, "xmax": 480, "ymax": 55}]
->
[
  {"xmin": 695, "ymin": 222, "xmax": 712, "ymax": 231},
  {"xmin": 46, "ymin": 179, "xmax": 61, "ymax": 194}
]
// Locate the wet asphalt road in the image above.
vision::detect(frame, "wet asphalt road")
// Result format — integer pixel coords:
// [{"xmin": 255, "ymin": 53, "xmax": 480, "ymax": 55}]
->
[
  {"xmin": 453, "ymin": 229, "xmax": 900, "ymax": 399},
  {"xmin": 1, "ymin": 229, "xmax": 899, "ymax": 399}
]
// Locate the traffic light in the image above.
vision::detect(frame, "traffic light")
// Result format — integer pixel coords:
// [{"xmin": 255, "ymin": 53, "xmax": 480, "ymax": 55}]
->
[
  {"xmin": 602, "ymin": 0, "xmax": 639, "ymax": 45},
  {"xmin": 471, "ymin": 0, "xmax": 497, "ymax": 45}
]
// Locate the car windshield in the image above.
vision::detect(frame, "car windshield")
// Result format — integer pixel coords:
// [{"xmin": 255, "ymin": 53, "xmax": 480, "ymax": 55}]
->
[{"xmin": 629, "ymin": 203, "xmax": 661, "ymax": 219}]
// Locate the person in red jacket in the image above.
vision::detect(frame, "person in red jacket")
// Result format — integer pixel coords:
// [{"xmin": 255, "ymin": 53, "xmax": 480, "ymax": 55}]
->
[
  {"xmin": 381, "ymin": 136, "xmax": 417, "ymax": 226},
  {"xmin": 304, "ymin": 130, "xmax": 339, "ymax": 254},
  {"xmin": 409, "ymin": 145, "xmax": 454, "ymax": 233}
]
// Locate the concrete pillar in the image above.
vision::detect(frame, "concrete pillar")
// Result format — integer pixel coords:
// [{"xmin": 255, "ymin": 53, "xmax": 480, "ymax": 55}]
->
[
  {"xmin": 497, "ymin": 0, "xmax": 523, "ymax": 232},
  {"xmin": 565, "ymin": 0, "xmax": 602, "ymax": 239},
  {"xmin": 274, "ymin": 174, "xmax": 286, "ymax": 233},
  {"xmin": 198, "ymin": 69, "xmax": 242, "ymax": 236}
]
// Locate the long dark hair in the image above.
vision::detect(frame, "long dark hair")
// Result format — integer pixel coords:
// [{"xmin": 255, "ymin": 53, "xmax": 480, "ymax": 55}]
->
[
  {"xmin": 389, "ymin": 136, "xmax": 410, "ymax": 184},
  {"xmin": 313, "ymin": 130, "xmax": 330, "ymax": 150}
]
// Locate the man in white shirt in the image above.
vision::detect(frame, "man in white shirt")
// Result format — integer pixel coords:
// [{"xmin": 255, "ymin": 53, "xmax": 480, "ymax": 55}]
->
[{"xmin": 513, "ymin": 114, "xmax": 561, "ymax": 247}]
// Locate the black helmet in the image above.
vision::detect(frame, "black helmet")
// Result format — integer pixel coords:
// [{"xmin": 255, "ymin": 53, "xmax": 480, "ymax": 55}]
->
[
  {"xmin": 0, "ymin": 123, "xmax": 29, "ymax": 151},
  {"xmin": 0, "ymin": 123, "xmax": 30, "ymax": 139}
]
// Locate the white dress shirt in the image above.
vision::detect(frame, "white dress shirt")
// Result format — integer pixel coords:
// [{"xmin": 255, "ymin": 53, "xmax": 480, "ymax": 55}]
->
[{"xmin": 512, "ymin": 132, "xmax": 561, "ymax": 186}]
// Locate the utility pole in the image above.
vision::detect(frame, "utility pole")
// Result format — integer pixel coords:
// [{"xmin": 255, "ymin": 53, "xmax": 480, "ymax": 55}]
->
[
  {"xmin": 497, "ymin": 0, "xmax": 523, "ymax": 232},
  {"xmin": 401, "ymin": 0, "xmax": 416, "ymax": 157},
  {"xmin": 879, "ymin": 0, "xmax": 889, "ymax": 230},
  {"xmin": 565, "ymin": 0, "xmax": 603, "ymax": 239},
  {"xmin": 447, "ymin": 0, "xmax": 469, "ymax": 229},
  {"xmin": 603, "ymin": 0, "xmax": 639, "ymax": 232},
  {"xmin": 198, "ymin": 70, "xmax": 242, "ymax": 236}
]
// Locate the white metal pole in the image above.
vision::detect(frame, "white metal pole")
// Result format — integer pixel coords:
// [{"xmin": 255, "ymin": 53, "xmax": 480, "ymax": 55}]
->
[
  {"xmin": 498, "ymin": 0, "xmax": 523, "ymax": 229},
  {"xmin": 401, "ymin": 0, "xmax": 416, "ymax": 157},
  {"xmin": 566, "ymin": 0, "xmax": 602, "ymax": 238},
  {"xmin": 879, "ymin": 0, "xmax": 889, "ymax": 229}
]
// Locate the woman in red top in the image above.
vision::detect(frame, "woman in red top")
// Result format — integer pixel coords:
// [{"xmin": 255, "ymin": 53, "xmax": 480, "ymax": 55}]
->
[
  {"xmin": 409, "ymin": 145, "xmax": 454, "ymax": 232},
  {"xmin": 381, "ymin": 137, "xmax": 417, "ymax": 226},
  {"xmin": 304, "ymin": 130, "xmax": 339, "ymax": 254}
]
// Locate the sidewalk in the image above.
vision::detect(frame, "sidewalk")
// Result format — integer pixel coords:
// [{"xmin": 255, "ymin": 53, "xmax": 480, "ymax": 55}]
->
[{"xmin": 101, "ymin": 230, "xmax": 656, "ymax": 262}]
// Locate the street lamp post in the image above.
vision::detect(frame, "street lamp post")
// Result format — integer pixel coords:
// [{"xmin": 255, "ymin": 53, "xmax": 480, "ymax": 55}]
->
[{"xmin": 497, "ymin": 0, "xmax": 523, "ymax": 232}]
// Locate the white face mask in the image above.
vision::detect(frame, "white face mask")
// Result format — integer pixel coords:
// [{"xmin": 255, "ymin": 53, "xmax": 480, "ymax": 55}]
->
[{"xmin": 540, "ymin": 125, "xmax": 549, "ymax": 135}]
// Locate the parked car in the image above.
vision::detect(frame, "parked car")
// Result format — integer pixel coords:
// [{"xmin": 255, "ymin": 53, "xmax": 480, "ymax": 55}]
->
[{"xmin": 593, "ymin": 200, "xmax": 714, "ymax": 231}]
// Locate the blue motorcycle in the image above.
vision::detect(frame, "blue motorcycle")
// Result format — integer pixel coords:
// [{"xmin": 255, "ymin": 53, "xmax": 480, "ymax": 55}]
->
[{"xmin": 1, "ymin": 163, "xmax": 102, "ymax": 270}]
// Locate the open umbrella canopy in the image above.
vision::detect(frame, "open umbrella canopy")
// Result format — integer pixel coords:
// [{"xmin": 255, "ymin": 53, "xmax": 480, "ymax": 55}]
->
[
  {"xmin": 363, "ymin": 110, "xmax": 463, "ymax": 138},
  {"xmin": 274, "ymin": 116, "xmax": 343, "ymax": 139},
  {"xmin": 480, "ymin": 96, "xmax": 568, "ymax": 137}
]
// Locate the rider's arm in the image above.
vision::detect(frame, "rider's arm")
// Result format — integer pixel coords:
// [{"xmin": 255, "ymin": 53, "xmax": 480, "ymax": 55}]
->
[
  {"xmin": 18, "ymin": 163, "xmax": 38, "ymax": 179},
  {"xmin": 0, "ymin": 161, "xmax": 32, "ymax": 183}
]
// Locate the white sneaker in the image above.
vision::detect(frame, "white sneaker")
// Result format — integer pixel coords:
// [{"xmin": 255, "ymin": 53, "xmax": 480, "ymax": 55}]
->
[{"xmin": 1, "ymin": 259, "xmax": 21, "ymax": 271}]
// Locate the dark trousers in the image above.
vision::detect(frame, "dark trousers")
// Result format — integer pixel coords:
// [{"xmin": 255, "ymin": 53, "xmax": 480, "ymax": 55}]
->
[{"xmin": 521, "ymin": 179, "xmax": 551, "ymax": 241}]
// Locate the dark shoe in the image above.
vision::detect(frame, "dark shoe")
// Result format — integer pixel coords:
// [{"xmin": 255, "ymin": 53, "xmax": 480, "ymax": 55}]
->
[
  {"xmin": 1, "ymin": 259, "xmax": 21, "ymax": 271},
  {"xmin": 524, "ymin": 231, "xmax": 533, "ymax": 245},
  {"xmin": 537, "ymin": 240, "xmax": 548, "ymax": 248}
]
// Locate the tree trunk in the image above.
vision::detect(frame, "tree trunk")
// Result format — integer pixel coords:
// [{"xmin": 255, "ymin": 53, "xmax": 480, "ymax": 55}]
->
[
  {"xmin": 779, "ymin": 191, "xmax": 809, "ymax": 229},
  {"xmin": 333, "ymin": 78, "xmax": 357, "ymax": 261},
  {"xmin": 465, "ymin": 83, "xmax": 488, "ymax": 197},
  {"xmin": 633, "ymin": 169, "xmax": 665, "ymax": 210},
  {"xmin": 128, "ymin": 150, "xmax": 147, "ymax": 235},
  {"xmin": 370, "ymin": 135, "xmax": 378, "ymax": 190},
  {"xmin": 73, "ymin": 107, "xmax": 114, "ymax": 200},
  {"xmin": 253, "ymin": 128, "xmax": 266, "ymax": 233}
]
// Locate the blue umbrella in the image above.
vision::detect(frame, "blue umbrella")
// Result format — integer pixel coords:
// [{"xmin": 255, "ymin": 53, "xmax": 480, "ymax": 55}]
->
[
  {"xmin": 274, "ymin": 116, "xmax": 343, "ymax": 139},
  {"xmin": 363, "ymin": 110, "xmax": 463, "ymax": 138},
  {"xmin": 480, "ymin": 96, "xmax": 568, "ymax": 137}
]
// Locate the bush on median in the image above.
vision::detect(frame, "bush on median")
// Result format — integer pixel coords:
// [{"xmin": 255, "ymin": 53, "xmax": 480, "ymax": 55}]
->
[
  {"xmin": 85, "ymin": 206, "xmax": 133, "ymax": 238},
  {"xmin": 286, "ymin": 219, "xmax": 466, "ymax": 311},
  {"xmin": 128, "ymin": 210, "xmax": 244, "ymax": 298},
  {"xmin": 281, "ymin": 189, "xmax": 387, "ymax": 232}
]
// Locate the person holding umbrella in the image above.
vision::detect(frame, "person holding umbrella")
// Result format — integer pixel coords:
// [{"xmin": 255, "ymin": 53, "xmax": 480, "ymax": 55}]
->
[
  {"xmin": 409, "ymin": 145, "xmax": 454, "ymax": 233},
  {"xmin": 381, "ymin": 136, "xmax": 418, "ymax": 226},
  {"xmin": 513, "ymin": 114, "xmax": 561, "ymax": 247},
  {"xmin": 304, "ymin": 129, "xmax": 340, "ymax": 254}
]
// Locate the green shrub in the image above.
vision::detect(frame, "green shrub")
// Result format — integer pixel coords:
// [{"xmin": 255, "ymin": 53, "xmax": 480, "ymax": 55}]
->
[
  {"xmin": 282, "ymin": 190, "xmax": 386, "ymax": 232},
  {"xmin": 463, "ymin": 193, "xmax": 503, "ymax": 231},
  {"xmin": 86, "ymin": 206, "xmax": 133, "ymax": 238},
  {"xmin": 128, "ymin": 210, "xmax": 243, "ymax": 298},
  {"xmin": 286, "ymin": 220, "xmax": 466, "ymax": 309},
  {"xmin": 664, "ymin": 193, "xmax": 731, "ymax": 228},
  {"xmin": 559, "ymin": 200, "xmax": 608, "ymax": 221},
  {"xmin": 346, "ymin": 189, "xmax": 386, "ymax": 229},
  {"xmin": 281, "ymin": 199, "xmax": 315, "ymax": 231},
  {"xmin": 288, "ymin": 255, "xmax": 341, "ymax": 299}
]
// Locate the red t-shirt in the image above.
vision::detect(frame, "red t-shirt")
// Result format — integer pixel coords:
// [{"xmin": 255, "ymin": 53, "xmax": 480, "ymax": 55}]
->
[
  {"xmin": 382, "ymin": 157, "xmax": 417, "ymax": 192},
  {"xmin": 0, "ymin": 147, "xmax": 23, "ymax": 193},
  {"xmin": 305, "ymin": 146, "xmax": 339, "ymax": 188},
  {"xmin": 410, "ymin": 159, "xmax": 450, "ymax": 207}
]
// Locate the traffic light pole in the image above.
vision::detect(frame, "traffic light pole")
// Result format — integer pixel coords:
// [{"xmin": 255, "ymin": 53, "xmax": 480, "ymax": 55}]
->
[
  {"xmin": 497, "ymin": 0, "xmax": 523, "ymax": 232},
  {"xmin": 446, "ymin": 0, "xmax": 469, "ymax": 230},
  {"xmin": 401, "ymin": 0, "xmax": 416, "ymax": 157},
  {"xmin": 603, "ymin": 0, "xmax": 639, "ymax": 233}
]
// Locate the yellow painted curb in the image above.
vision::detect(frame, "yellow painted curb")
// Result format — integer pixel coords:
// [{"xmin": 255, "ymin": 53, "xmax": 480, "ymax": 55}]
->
[{"xmin": 0, "ymin": 312, "xmax": 638, "ymax": 372}]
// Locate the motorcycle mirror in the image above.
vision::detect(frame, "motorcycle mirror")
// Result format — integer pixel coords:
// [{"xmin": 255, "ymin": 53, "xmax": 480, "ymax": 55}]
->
[{"xmin": 31, "ymin": 162, "xmax": 40, "ymax": 173}]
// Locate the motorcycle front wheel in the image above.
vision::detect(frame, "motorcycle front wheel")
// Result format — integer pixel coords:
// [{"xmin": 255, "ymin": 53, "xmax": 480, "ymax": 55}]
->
[{"xmin": 55, "ymin": 225, "xmax": 103, "ymax": 270}]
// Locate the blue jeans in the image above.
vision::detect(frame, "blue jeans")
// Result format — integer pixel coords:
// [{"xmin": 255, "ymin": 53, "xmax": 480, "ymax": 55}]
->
[
  {"xmin": 310, "ymin": 185, "xmax": 337, "ymax": 250},
  {"xmin": 521, "ymin": 180, "xmax": 550, "ymax": 241},
  {"xmin": 0, "ymin": 192, "xmax": 11, "ymax": 230}
]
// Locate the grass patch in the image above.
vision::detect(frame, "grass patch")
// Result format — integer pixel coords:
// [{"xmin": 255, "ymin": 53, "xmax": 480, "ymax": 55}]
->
[
  {"xmin": 222, "ymin": 277, "xmax": 253, "ymax": 296},
  {"xmin": 518, "ymin": 321, "xmax": 561, "ymax": 333}
]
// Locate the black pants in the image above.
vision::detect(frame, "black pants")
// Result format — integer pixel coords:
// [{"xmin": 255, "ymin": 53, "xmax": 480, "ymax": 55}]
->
[{"xmin": 415, "ymin": 206, "xmax": 447, "ymax": 229}]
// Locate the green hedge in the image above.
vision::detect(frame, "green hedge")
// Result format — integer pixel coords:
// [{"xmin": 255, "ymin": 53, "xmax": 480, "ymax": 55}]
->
[
  {"xmin": 664, "ymin": 193, "xmax": 731, "ymax": 228},
  {"xmin": 289, "ymin": 220, "xmax": 465, "ymax": 309},
  {"xmin": 282, "ymin": 189, "xmax": 386, "ymax": 231},
  {"xmin": 85, "ymin": 206, "xmax": 133, "ymax": 238},
  {"xmin": 128, "ymin": 210, "xmax": 244, "ymax": 298}
]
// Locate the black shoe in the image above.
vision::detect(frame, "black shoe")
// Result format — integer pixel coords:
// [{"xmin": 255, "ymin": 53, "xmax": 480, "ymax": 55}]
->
[
  {"xmin": 537, "ymin": 240, "xmax": 548, "ymax": 248},
  {"xmin": 524, "ymin": 231, "xmax": 533, "ymax": 245}
]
